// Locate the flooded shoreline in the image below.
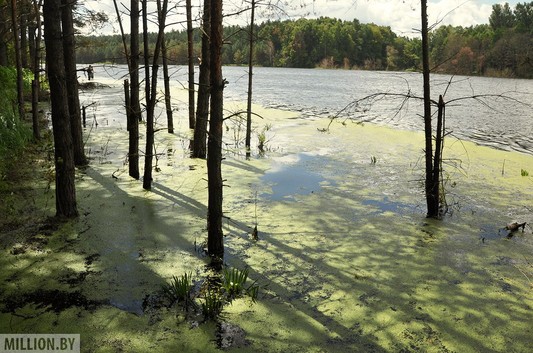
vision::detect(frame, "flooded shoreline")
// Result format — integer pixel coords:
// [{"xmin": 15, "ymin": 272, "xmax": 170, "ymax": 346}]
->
[{"xmin": 1, "ymin": 78, "xmax": 532, "ymax": 352}]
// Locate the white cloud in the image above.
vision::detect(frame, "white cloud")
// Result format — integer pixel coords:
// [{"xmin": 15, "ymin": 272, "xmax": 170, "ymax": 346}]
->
[{"xmin": 296, "ymin": 0, "xmax": 495, "ymax": 36}]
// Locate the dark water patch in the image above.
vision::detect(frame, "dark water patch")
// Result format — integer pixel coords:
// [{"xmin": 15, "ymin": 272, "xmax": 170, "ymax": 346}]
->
[
  {"xmin": 109, "ymin": 299, "xmax": 144, "ymax": 316},
  {"xmin": 2, "ymin": 290, "xmax": 104, "ymax": 314}
]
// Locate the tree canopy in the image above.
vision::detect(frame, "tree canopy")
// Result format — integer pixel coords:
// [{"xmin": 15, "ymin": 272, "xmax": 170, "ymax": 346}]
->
[{"xmin": 76, "ymin": 2, "xmax": 532, "ymax": 78}]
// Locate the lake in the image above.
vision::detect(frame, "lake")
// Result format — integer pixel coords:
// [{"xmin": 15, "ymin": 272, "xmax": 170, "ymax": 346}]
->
[{"xmin": 85, "ymin": 64, "xmax": 533, "ymax": 155}]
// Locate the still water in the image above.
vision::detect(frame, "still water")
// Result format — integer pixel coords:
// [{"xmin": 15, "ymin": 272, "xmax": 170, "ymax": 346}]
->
[{"xmin": 85, "ymin": 64, "xmax": 533, "ymax": 154}]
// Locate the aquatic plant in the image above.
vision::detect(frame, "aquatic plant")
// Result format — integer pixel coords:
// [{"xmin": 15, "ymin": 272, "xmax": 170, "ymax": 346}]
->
[
  {"xmin": 257, "ymin": 124, "xmax": 272, "ymax": 153},
  {"xmin": 201, "ymin": 288, "xmax": 224, "ymax": 320},
  {"xmin": 223, "ymin": 266, "xmax": 259, "ymax": 302},
  {"xmin": 161, "ymin": 273, "xmax": 193, "ymax": 307},
  {"xmin": 521, "ymin": 169, "xmax": 529, "ymax": 177},
  {"xmin": 223, "ymin": 267, "xmax": 249, "ymax": 297}
]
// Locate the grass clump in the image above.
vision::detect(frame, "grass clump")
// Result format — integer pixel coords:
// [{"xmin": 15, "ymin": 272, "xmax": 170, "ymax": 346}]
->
[
  {"xmin": 201, "ymin": 288, "xmax": 224, "ymax": 320},
  {"xmin": 223, "ymin": 266, "xmax": 259, "ymax": 302},
  {"xmin": 161, "ymin": 272, "xmax": 196, "ymax": 310}
]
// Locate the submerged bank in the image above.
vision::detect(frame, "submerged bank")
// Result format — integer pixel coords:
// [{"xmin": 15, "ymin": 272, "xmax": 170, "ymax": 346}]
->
[{"xmin": 1, "ymin": 80, "xmax": 532, "ymax": 352}]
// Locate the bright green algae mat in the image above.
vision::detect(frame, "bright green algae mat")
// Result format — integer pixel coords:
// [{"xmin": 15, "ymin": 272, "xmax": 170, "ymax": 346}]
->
[{"xmin": 1, "ymin": 100, "xmax": 532, "ymax": 352}]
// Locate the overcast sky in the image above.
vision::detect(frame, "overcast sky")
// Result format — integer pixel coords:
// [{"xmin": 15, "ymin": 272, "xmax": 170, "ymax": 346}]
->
[{"xmin": 83, "ymin": 0, "xmax": 518, "ymax": 37}]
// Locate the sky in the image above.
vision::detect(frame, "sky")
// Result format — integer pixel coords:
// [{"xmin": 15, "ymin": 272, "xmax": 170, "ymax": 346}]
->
[{"xmin": 82, "ymin": 0, "xmax": 519, "ymax": 37}]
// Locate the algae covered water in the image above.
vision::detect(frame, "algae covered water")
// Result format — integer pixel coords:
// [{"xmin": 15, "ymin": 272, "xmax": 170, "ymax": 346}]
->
[{"xmin": 1, "ymin": 67, "xmax": 532, "ymax": 352}]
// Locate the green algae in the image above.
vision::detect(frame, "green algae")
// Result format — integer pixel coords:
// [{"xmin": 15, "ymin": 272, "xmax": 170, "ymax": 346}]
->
[{"xmin": 1, "ymin": 86, "xmax": 532, "ymax": 352}]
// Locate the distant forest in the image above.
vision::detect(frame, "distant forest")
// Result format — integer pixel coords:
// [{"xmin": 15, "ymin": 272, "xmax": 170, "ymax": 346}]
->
[{"xmin": 77, "ymin": 2, "xmax": 533, "ymax": 78}]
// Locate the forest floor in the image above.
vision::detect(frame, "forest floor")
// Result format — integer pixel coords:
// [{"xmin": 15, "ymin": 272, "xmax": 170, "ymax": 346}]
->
[{"xmin": 1, "ymin": 84, "xmax": 533, "ymax": 353}]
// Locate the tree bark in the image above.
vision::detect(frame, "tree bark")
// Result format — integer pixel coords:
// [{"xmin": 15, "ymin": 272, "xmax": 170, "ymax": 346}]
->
[
  {"xmin": 61, "ymin": 0, "xmax": 87, "ymax": 166},
  {"xmin": 207, "ymin": 0, "xmax": 224, "ymax": 259},
  {"xmin": 245, "ymin": 0, "xmax": 256, "ymax": 158},
  {"xmin": 162, "ymin": 36, "xmax": 173, "ymax": 133},
  {"xmin": 192, "ymin": 0, "xmax": 211, "ymax": 159},
  {"xmin": 432, "ymin": 95, "xmax": 445, "ymax": 213},
  {"xmin": 30, "ymin": 0, "xmax": 42, "ymax": 140},
  {"xmin": 142, "ymin": 0, "xmax": 168, "ymax": 190},
  {"xmin": 11, "ymin": 0, "xmax": 25, "ymax": 121},
  {"xmin": 421, "ymin": 0, "xmax": 438, "ymax": 218},
  {"xmin": 186, "ymin": 0, "xmax": 195, "ymax": 130},
  {"xmin": 129, "ymin": 0, "xmax": 140, "ymax": 179},
  {"xmin": 43, "ymin": 0, "xmax": 78, "ymax": 218}
]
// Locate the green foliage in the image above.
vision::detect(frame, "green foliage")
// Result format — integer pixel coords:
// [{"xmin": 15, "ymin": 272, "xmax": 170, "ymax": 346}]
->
[
  {"xmin": 201, "ymin": 288, "xmax": 224, "ymax": 320},
  {"xmin": 161, "ymin": 273, "xmax": 193, "ymax": 306},
  {"xmin": 0, "ymin": 67, "xmax": 32, "ymax": 178},
  {"xmin": 521, "ymin": 169, "xmax": 529, "ymax": 177},
  {"xmin": 76, "ymin": 4, "xmax": 531, "ymax": 78},
  {"xmin": 222, "ymin": 266, "xmax": 259, "ymax": 302}
]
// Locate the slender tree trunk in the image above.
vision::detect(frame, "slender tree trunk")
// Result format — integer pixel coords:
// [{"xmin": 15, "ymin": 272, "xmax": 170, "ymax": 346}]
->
[
  {"xmin": 129, "ymin": 0, "xmax": 140, "ymax": 179},
  {"xmin": 124, "ymin": 79, "xmax": 131, "ymax": 131},
  {"xmin": 421, "ymin": 0, "xmax": 438, "ymax": 218},
  {"xmin": 30, "ymin": 0, "xmax": 42, "ymax": 140},
  {"xmin": 143, "ymin": 0, "xmax": 168, "ymax": 190},
  {"xmin": 207, "ymin": 0, "xmax": 224, "ymax": 259},
  {"xmin": 11, "ymin": 0, "xmax": 25, "ymax": 121},
  {"xmin": 186, "ymin": 0, "xmax": 195, "ymax": 130},
  {"xmin": 61, "ymin": 0, "xmax": 87, "ymax": 166},
  {"xmin": 432, "ymin": 95, "xmax": 445, "ymax": 212},
  {"xmin": 20, "ymin": 11, "xmax": 28, "ymax": 69},
  {"xmin": 192, "ymin": 0, "xmax": 210, "ymax": 159},
  {"xmin": 142, "ymin": 0, "xmax": 150, "ymax": 112},
  {"xmin": 43, "ymin": 0, "xmax": 78, "ymax": 218},
  {"xmin": 162, "ymin": 36, "xmax": 173, "ymax": 133},
  {"xmin": 245, "ymin": 0, "xmax": 256, "ymax": 158},
  {"xmin": 113, "ymin": 0, "xmax": 130, "ymax": 70}
]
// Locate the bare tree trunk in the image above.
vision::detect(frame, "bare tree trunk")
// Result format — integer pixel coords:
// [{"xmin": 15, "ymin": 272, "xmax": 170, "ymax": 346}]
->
[
  {"xmin": 11, "ymin": 0, "xmax": 25, "ymax": 121},
  {"xmin": 43, "ymin": 0, "xmax": 78, "ymax": 218},
  {"xmin": 113, "ymin": 0, "xmax": 130, "ymax": 69},
  {"xmin": 143, "ymin": 0, "xmax": 168, "ymax": 190},
  {"xmin": 20, "ymin": 9, "xmax": 28, "ymax": 69},
  {"xmin": 192, "ymin": 0, "xmax": 210, "ymax": 159},
  {"xmin": 62, "ymin": 0, "xmax": 87, "ymax": 166},
  {"xmin": 142, "ymin": 0, "xmax": 150, "ymax": 110},
  {"xmin": 129, "ymin": 0, "xmax": 140, "ymax": 179},
  {"xmin": 30, "ymin": 0, "xmax": 42, "ymax": 140},
  {"xmin": 186, "ymin": 0, "xmax": 195, "ymax": 130},
  {"xmin": 161, "ymin": 36, "xmax": 173, "ymax": 133},
  {"xmin": 207, "ymin": 0, "xmax": 224, "ymax": 259},
  {"xmin": 245, "ymin": 0, "xmax": 256, "ymax": 158},
  {"xmin": 421, "ymin": 0, "xmax": 438, "ymax": 218},
  {"xmin": 432, "ymin": 95, "xmax": 445, "ymax": 212}
]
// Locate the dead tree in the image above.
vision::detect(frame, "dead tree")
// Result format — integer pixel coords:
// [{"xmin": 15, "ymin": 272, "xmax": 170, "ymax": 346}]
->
[
  {"xmin": 11, "ymin": 0, "xmax": 25, "ymax": 121},
  {"xmin": 43, "ymin": 0, "xmax": 78, "ymax": 218},
  {"xmin": 245, "ymin": 0, "xmax": 256, "ymax": 158},
  {"xmin": 142, "ymin": 0, "xmax": 168, "ymax": 190},
  {"xmin": 207, "ymin": 0, "xmax": 224, "ymax": 259},
  {"xmin": 192, "ymin": 0, "xmax": 210, "ymax": 159},
  {"xmin": 62, "ymin": 0, "xmax": 87, "ymax": 166},
  {"xmin": 161, "ymin": 35, "xmax": 173, "ymax": 133},
  {"xmin": 186, "ymin": 0, "xmax": 195, "ymax": 130},
  {"xmin": 129, "ymin": 0, "xmax": 141, "ymax": 179}
]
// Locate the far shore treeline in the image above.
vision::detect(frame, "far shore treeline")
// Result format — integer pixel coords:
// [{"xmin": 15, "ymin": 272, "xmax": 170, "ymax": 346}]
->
[{"xmin": 77, "ymin": 2, "xmax": 533, "ymax": 79}]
